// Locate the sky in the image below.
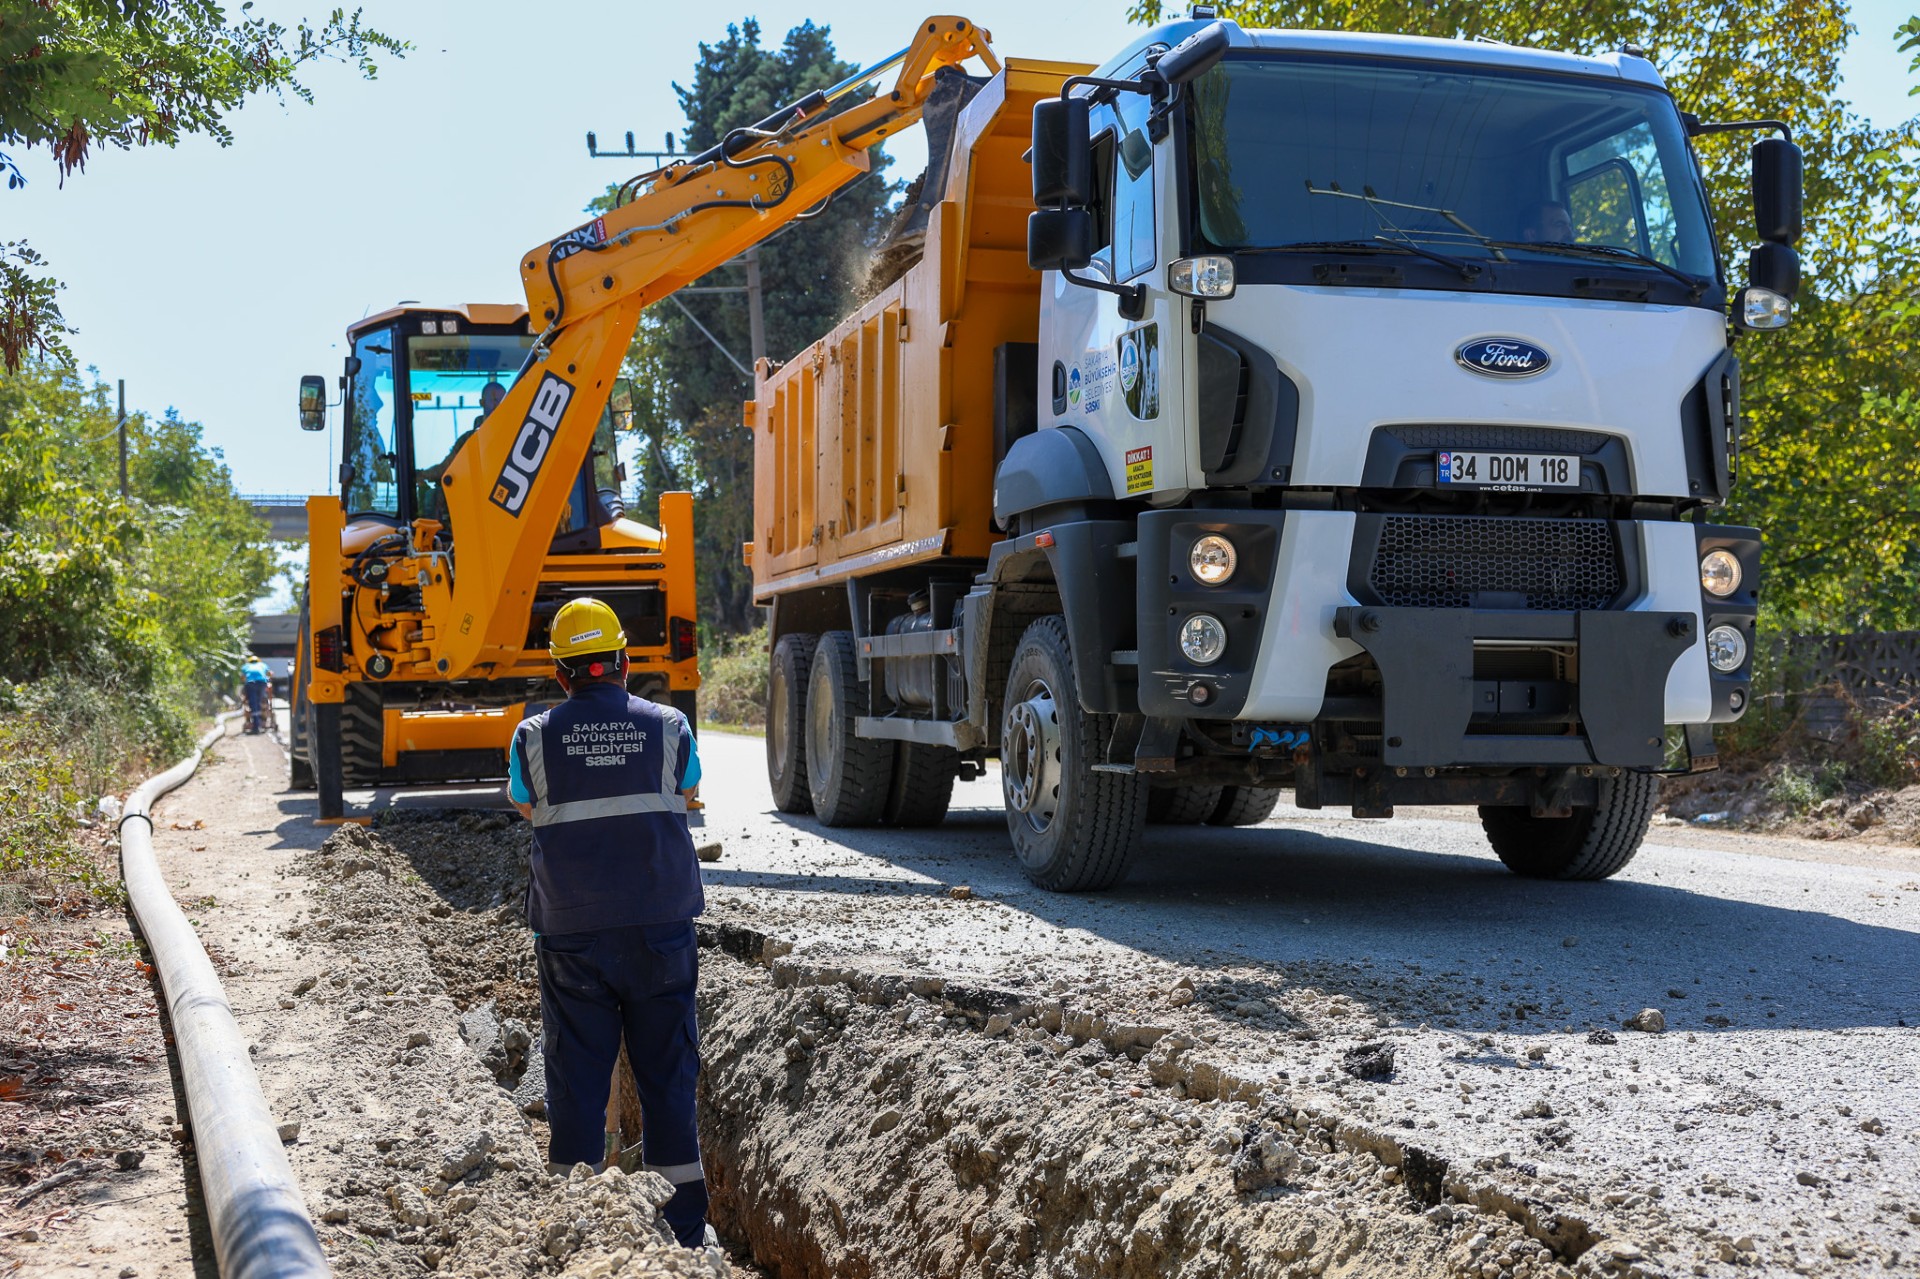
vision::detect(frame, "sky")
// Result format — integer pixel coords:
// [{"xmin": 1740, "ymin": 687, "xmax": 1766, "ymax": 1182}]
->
[{"xmin": 6, "ymin": 0, "xmax": 1916, "ymax": 498}]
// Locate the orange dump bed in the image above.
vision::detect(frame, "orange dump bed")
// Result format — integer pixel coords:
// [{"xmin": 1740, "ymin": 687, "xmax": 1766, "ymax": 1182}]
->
[{"xmin": 749, "ymin": 59, "xmax": 1085, "ymax": 599}]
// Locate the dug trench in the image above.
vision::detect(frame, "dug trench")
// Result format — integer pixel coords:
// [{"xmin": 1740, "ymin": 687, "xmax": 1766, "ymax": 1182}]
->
[{"xmin": 298, "ymin": 810, "xmax": 1669, "ymax": 1279}]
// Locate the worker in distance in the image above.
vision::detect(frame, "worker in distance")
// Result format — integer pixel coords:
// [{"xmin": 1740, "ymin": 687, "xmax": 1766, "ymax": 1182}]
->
[{"xmin": 506, "ymin": 597, "xmax": 709, "ymax": 1248}]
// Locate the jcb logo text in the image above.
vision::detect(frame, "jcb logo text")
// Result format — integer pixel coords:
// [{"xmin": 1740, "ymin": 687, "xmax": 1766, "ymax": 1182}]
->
[{"xmin": 489, "ymin": 374, "xmax": 573, "ymax": 516}]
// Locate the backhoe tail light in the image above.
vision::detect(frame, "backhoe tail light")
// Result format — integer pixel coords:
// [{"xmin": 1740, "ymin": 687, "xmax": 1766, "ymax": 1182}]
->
[
  {"xmin": 670, "ymin": 617, "xmax": 698, "ymax": 663},
  {"xmin": 1169, "ymin": 255, "xmax": 1236, "ymax": 299},
  {"xmin": 314, "ymin": 625, "xmax": 345, "ymax": 673}
]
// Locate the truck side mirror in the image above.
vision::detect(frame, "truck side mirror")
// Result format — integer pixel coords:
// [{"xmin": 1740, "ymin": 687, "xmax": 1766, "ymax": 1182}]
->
[
  {"xmin": 1031, "ymin": 98, "xmax": 1091, "ymax": 207},
  {"xmin": 1155, "ymin": 20, "xmax": 1232, "ymax": 85},
  {"xmin": 1752, "ymin": 136, "xmax": 1802, "ymax": 245},
  {"xmin": 299, "ymin": 375, "xmax": 327, "ymax": 432},
  {"xmin": 1028, "ymin": 208, "xmax": 1095, "ymax": 272}
]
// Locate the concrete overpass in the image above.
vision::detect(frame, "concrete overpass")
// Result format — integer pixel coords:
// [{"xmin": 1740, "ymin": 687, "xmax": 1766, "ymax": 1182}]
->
[{"xmin": 244, "ymin": 493, "xmax": 313, "ymax": 541}]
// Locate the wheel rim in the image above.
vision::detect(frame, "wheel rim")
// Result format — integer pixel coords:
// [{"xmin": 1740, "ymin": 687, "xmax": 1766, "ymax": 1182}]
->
[
  {"xmin": 806, "ymin": 667, "xmax": 835, "ymax": 785},
  {"xmin": 1002, "ymin": 676, "xmax": 1061, "ymax": 835},
  {"xmin": 769, "ymin": 663, "xmax": 792, "ymax": 776}
]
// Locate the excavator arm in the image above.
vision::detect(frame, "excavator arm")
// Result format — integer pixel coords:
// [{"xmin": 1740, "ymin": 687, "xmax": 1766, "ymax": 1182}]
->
[{"xmin": 431, "ymin": 15, "xmax": 998, "ymax": 681}]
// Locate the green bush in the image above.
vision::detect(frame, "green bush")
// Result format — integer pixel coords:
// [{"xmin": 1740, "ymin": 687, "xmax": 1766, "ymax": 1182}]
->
[
  {"xmin": 699, "ymin": 624, "xmax": 768, "ymax": 729},
  {"xmin": 0, "ymin": 719, "xmax": 84, "ymax": 907},
  {"xmin": 1850, "ymin": 701, "xmax": 1920, "ymax": 791}
]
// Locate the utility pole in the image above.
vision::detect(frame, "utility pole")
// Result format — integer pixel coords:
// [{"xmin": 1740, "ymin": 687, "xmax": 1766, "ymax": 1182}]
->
[
  {"xmin": 117, "ymin": 379, "xmax": 128, "ymax": 498},
  {"xmin": 742, "ymin": 246, "xmax": 767, "ymax": 370},
  {"xmin": 587, "ymin": 127, "xmax": 765, "ymax": 377}
]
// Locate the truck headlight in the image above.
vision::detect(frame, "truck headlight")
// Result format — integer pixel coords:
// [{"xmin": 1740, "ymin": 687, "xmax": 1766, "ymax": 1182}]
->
[
  {"xmin": 1737, "ymin": 287, "xmax": 1791, "ymax": 331},
  {"xmin": 1700, "ymin": 549, "xmax": 1742, "ymax": 597},
  {"xmin": 1706, "ymin": 625, "xmax": 1748, "ymax": 672},
  {"xmin": 1168, "ymin": 256, "xmax": 1235, "ymax": 299},
  {"xmin": 1180, "ymin": 614, "xmax": 1228, "ymax": 665},
  {"xmin": 1189, "ymin": 534, "xmax": 1237, "ymax": 585}
]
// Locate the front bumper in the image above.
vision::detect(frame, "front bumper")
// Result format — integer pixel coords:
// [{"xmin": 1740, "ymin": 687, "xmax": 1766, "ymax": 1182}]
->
[{"xmin": 1332, "ymin": 606, "xmax": 1694, "ymax": 768}]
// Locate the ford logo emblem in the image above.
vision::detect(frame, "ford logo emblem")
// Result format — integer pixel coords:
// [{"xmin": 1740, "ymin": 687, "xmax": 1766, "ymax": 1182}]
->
[{"xmin": 1456, "ymin": 338, "xmax": 1551, "ymax": 378}]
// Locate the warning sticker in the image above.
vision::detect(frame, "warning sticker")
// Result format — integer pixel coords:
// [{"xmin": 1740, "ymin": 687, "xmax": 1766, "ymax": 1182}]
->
[{"xmin": 1125, "ymin": 445, "xmax": 1154, "ymax": 494}]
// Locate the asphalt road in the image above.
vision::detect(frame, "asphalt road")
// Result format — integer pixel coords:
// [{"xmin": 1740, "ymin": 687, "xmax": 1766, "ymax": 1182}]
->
[{"xmin": 680, "ymin": 729, "xmax": 1920, "ymax": 1270}]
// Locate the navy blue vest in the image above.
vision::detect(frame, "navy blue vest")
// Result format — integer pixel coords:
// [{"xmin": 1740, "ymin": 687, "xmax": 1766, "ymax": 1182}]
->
[{"xmin": 512, "ymin": 683, "xmax": 703, "ymax": 935}]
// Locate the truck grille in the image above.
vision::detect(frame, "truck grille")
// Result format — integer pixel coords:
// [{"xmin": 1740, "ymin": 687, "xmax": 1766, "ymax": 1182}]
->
[
  {"xmin": 1369, "ymin": 515, "xmax": 1622, "ymax": 610},
  {"xmin": 1383, "ymin": 424, "xmax": 1613, "ymax": 454}
]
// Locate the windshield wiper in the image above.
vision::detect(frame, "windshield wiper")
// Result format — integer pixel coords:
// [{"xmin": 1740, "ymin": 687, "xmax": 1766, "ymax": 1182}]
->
[
  {"xmin": 1491, "ymin": 241, "xmax": 1707, "ymax": 299},
  {"xmin": 1243, "ymin": 237, "xmax": 1483, "ymax": 282}
]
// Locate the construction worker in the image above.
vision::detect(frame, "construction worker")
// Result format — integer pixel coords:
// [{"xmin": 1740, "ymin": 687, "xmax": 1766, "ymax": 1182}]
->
[
  {"xmin": 505, "ymin": 597, "xmax": 708, "ymax": 1247},
  {"xmin": 240, "ymin": 654, "xmax": 272, "ymax": 734}
]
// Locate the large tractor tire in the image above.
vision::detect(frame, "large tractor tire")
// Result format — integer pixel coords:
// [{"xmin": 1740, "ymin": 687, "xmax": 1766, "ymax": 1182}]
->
[
  {"xmin": 288, "ymin": 603, "xmax": 315, "ymax": 791},
  {"xmin": 1000, "ymin": 616, "xmax": 1145, "ymax": 892},
  {"xmin": 339, "ymin": 683, "xmax": 386, "ymax": 787},
  {"xmin": 1209, "ymin": 786, "xmax": 1283, "ymax": 827},
  {"xmin": 766, "ymin": 634, "xmax": 817, "ymax": 815},
  {"xmin": 885, "ymin": 742, "xmax": 961, "ymax": 827},
  {"xmin": 1148, "ymin": 784, "xmax": 1224, "ymax": 825},
  {"xmin": 1479, "ymin": 771, "xmax": 1659, "ymax": 881},
  {"xmin": 805, "ymin": 632, "xmax": 895, "ymax": 827}
]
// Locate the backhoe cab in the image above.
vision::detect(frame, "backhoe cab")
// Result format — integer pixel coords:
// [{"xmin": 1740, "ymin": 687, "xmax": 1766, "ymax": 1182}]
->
[{"xmin": 290, "ymin": 303, "xmax": 698, "ymax": 816}]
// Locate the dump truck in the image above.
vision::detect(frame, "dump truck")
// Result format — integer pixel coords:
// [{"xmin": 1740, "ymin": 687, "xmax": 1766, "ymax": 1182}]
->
[
  {"xmin": 288, "ymin": 19, "xmax": 1003, "ymax": 820},
  {"xmin": 289, "ymin": 302, "xmax": 700, "ymax": 812},
  {"xmin": 753, "ymin": 9, "xmax": 1798, "ymax": 890}
]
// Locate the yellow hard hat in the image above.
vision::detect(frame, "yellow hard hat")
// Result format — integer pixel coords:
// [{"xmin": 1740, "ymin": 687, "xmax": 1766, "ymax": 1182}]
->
[{"xmin": 550, "ymin": 597, "xmax": 627, "ymax": 660}]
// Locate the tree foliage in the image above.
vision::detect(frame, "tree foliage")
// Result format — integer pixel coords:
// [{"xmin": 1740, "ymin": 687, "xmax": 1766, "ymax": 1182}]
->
[
  {"xmin": 0, "ymin": 2, "xmax": 406, "ymax": 371},
  {"xmin": 593, "ymin": 19, "xmax": 898, "ymax": 632},
  {"xmin": 1130, "ymin": 0, "xmax": 1920, "ymax": 631},
  {"xmin": 0, "ymin": 361, "xmax": 276, "ymax": 763}
]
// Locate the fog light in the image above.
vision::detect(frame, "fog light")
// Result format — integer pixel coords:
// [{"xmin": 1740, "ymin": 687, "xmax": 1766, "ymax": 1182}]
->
[
  {"xmin": 1189, "ymin": 534, "xmax": 1237, "ymax": 585},
  {"xmin": 1706, "ymin": 625, "xmax": 1748, "ymax": 672},
  {"xmin": 1700, "ymin": 549, "xmax": 1742, "ymax": 596},
  {"xmin": 1180, "ymin": 613, "xmax": 1227, "ymax": 665},
  {"xmin": 1729, "ymin": 687, "xmax": 1747, "ymax": 713},
  {"xmin": 1168, "ymin": 255, "xmax": 1236, "ymax": 298},
  {"xmin": 1738, "ymin": 287, "xmax": 1791, "ymax": 330}
]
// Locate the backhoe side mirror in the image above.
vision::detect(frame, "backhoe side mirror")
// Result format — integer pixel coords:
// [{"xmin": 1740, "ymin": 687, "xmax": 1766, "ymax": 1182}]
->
[
  {"xmin": 1156, "ymin": 20, "xmax": 1232, "ymax": 85},
  {"xmin": 1752, "ymin": 137, "xmax": 1802, "ymax": 245},
  {"xmin": 1031, "ymin": 98, "xmax": 1091, "ymax": 207},
  {"xmin": 298, "ymin": 375, "xmax": 327, "ymax": 432},
  {"xmin": 1028, "ymin": 208, "xmax": 1095, "ymax": 273}
]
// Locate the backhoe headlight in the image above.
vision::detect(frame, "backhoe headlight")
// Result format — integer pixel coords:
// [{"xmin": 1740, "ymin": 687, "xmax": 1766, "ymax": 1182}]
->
[
  {"xmin": 1168, "ymin": 255, "xmax": 1236, "ymax": 299},
  {"xmin": 1706, "ymin": 625, "xmax": 1748, "ymax": 672},
  {"xmin": 1189, "ymin": 535, "xmax": 1238, "ymax": 585},
  {"xmin": 1180, "ymin": 614, "xmax": 1228, "ymax": 665},
  {"xmin": 1700, "ymin": 549, "xmax": 1742, "ymax": 597}
]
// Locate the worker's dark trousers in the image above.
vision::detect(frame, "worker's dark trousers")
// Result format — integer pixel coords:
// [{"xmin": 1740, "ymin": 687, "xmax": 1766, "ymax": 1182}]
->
[
  {"xmin": 243, "ymin": 682, "xmax": 266, "ymax": 728},
  {"xmin": 536, "ymin": 920, "xmax": 706, "ymax": 1246}
]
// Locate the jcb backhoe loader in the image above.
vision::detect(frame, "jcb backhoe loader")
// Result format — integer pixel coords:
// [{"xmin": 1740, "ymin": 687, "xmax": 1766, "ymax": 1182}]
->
[{"xmin": 288, "ymin": 16, "xmax": 1002, "ymax": 819}]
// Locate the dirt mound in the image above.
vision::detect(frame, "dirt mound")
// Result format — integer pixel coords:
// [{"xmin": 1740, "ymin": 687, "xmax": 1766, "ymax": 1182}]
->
[{"xmin": 1661, "ymin": 762, "xmax": 1920, "ymax": 846}]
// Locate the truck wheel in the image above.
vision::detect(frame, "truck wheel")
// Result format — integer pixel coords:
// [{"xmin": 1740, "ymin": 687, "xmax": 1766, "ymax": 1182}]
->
[
  {"xmin": 886, "ymin": 742, "xmax": 960, "ymax": 826},
  {"xmin": 766, "ymin": 634, "xmax": 817, "ymax": 814},
  {"xmin": 1480, "ymin": 771, "xmax": 1659, "ymax": 881},
  {"xmin": 1209, "ymin": 786, "xmax": 1282, "ymax": 827},
  {"xmin": 1001, "ymin": 616, "xmax": 1144, "ymax": 891},
  {"xmin": 1148, "ymin": 784, "xmax": 1224, "ymax": 825},
  {"xmin": 805, "ymin": 632, "xmax": 894, "ymax": 827}
]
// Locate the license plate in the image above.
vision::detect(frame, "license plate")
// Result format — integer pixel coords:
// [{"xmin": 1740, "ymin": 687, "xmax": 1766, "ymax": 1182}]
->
[{"xmin": 1438, "ymin": 450, "xmax": 1578, "ymax": 490}]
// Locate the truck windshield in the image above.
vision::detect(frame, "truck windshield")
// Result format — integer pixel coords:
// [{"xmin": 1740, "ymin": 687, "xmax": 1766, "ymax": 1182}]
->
[
  {"xmin": 406, "ymin": 330, "xmax": 536, "ymax": 522},
  {"xmin": 1189, "ymin": 56, "xmax": 1717, "ymax": 288}
]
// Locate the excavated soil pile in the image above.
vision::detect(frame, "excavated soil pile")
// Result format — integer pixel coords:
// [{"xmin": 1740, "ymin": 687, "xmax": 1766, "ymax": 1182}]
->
[
  {"xmin": 348, "ymin": 814, "xmax": 1639, "ymax": 1279},
  {"xmin": 289, "ymin": 819, "xmax": 726, "ymax": 1277}
]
